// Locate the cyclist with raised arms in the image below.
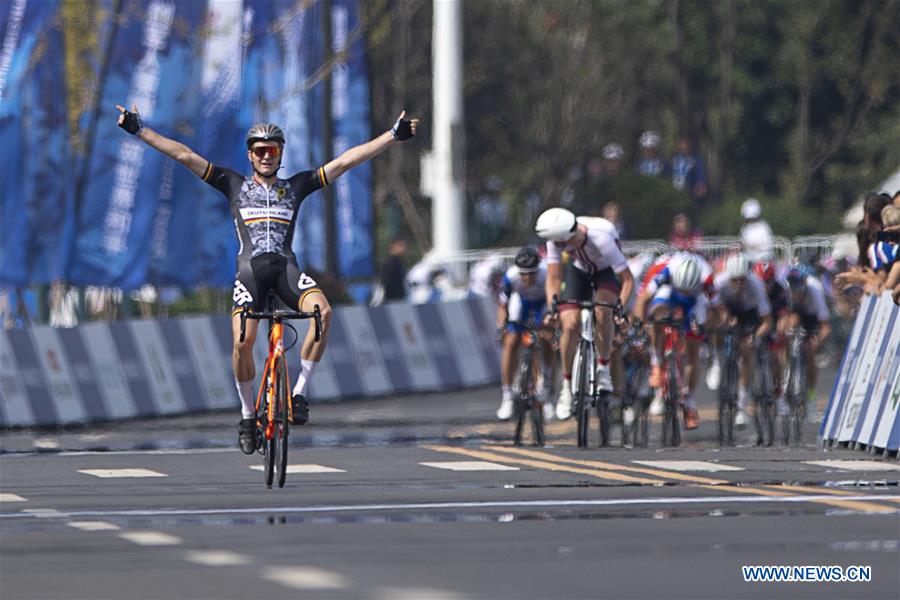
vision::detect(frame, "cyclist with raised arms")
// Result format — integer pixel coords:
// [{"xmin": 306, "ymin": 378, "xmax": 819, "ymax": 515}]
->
[
  {"xmin": 495, "ymin": 247, "xmax": 554, "ymax": 422},
  {"xmin": 633, "ymin": 252, "xmax": 715, "ymax": 430},
  {"xmin": 784, "ymin": 264, "xmax": 831, "ymax": 420},
  {"xmin": 115, "ymin": 104, "xmax": 417, "ymax": 454},
  {"xmin": 709, "ymin": 253, "xmax": 773, "ymax": 428},
  {"xmin": 535, "ymin": 208, "xmax": 634, "ymax": 420}
]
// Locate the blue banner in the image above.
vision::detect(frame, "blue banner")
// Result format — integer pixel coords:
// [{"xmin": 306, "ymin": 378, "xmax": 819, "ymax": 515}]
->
[
  {"xmin": 331, "ymin": 0, "xmax": 373, "ymax": 287},
  {"xmin": 69, "ymin": 0, "xmax": 204, "ymax": 290},
  {"xmin": 0, "ymin": 0, "xmax": 58, "ymax": 287}
]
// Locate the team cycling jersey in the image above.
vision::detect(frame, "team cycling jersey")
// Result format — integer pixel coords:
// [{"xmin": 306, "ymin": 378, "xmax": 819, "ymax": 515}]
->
[
  {"xmin": 202, "ymin": 163, "xmax": 328, "ymax": 260},
  {"xmin": 712, "ymin": 272, "xmax": 771, "ymax": 318},
  {"xmin": 545, "ymin": 216, "xmax": 627, "ymax": 275},
  {"xmin": 867, "ymin": 241, "xmax": 898, "ymax": 272},
  {"xmin": 789, "ymin": 276, "xmax": 829, "ymax": 321},
  {"xmin": 499, "ymin": 264, "xmax": 547, "ymax": 304},
  {"xmin": 642, "ymin": 252, "xmax": 715, "ymax": 299}
]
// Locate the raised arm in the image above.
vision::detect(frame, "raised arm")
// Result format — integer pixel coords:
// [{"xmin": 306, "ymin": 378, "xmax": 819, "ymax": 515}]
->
[
  {"xmin": 116, "ymin": 104, "xmax": 209, "ymax": 178},
  {"xmin": 322, "ymin": 111, "xmax": 418, "ymax": 183}
]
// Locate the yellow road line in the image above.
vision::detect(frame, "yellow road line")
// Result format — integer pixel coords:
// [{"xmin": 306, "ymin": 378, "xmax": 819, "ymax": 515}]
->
[
  {"xmin": 469, "ymin": 446, "xmax": 896, "ymax": 514},
  {"xmin": 422, "ymin": 445, "xmax": 661, "ymax": 485}
]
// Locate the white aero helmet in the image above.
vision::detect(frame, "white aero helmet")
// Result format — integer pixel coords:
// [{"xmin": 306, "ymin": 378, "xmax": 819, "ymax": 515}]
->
[
  {"xmin": 535, "ymin": 207, "xmax": 577, "ymax": 242},
  {"xmin": 725, "ymin": 253, "xmax": 751, "ymax": 279},
  {"xmin": 671, "ymin": 254, "xmax": 702, "ymax": 291}
]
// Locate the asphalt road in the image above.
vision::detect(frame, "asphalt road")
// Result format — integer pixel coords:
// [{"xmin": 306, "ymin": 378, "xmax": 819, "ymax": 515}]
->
[{"xmin": 2, "ymin": 372, "xmax": 899, "ymax": 600}]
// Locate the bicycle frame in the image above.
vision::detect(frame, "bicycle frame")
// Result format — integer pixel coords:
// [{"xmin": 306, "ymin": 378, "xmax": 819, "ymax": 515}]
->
[
  {"xmin": 649, "ymin": 316, "xmax": 685, "ymax": 447},
  {"xmin": 255, "ymin": 319, "xmax": 290, "ymax": 441}
]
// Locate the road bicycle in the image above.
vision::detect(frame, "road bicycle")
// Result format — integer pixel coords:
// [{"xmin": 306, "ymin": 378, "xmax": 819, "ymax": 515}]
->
[
  {"xmin": 569, "ymin": 299, "xmax": 620, "ymax": 448},
  {"xmin": 620, "ymin": 322, "xmax": 651, "ymax": 447},
  {"xmin": 751, "ymin": 337, "xmax": 776, "ymax": 447},
  {"xmin": 510, "ymin": 319, "xmax": 546, "ymax": 447},
  {"xmin": 647, "ymin": 314, "xmax": 686, "ymax": 447},
  {"xmin": 782, "ymin": 328, "xmax": 807, "ymax": 446},
  {"xmin": 713, "ymin": 326, "xmax": 740, "ymax": 447},
  {"xmin": 240, "ymin": 291, "xmax": 321, "ymax": 488}
]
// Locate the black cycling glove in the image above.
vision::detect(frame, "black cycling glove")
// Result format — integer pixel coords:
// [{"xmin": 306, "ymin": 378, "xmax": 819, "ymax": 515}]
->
[
  {"xmin": 119, "ymin": 108, "xmax": 143, "ymax": 135},
  {"xmin": 391, "ymin": 115, "xmax": 414, "ymax": 141}
]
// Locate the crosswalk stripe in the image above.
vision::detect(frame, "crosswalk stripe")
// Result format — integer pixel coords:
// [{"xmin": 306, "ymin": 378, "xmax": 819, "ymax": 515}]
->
[
  {"xmin": 804, "ymin": 460, "xmax": 900, "ymax": 472},
  {"xmin": 0, "ymin": 494, "xmax": 27, "ymax": 502},
  {"xmin": 118, "ymin": 531, "xmax": 182, "ymax": 546},
  {"xmin": 78, "ymin": 469, "xmax": 168, "ymax": 478},
  {"xmin": 420, "ymin": 461, "xmax": 519, "ymax": 471},
  {"xmin": 248, "ymin": 465, "xmax": 346, "ymax": 474},
  {"xmin": 261, "ymin": 566, "xmax": 347, "ymax": 590},
  {"xmin": 424, "ymin": 445, "xmax": 661, "ymax": 484},
  {"xmin": 632, "ymin": 460, "xmax": 745, "ymax": 472}
]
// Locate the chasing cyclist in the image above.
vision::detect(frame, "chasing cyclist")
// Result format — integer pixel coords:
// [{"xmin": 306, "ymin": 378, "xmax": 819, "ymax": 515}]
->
[
  {"xmin": 495, "ymin": 247, "xmax": 554, "ymax": 422},
  {"xmin": 116, "ymin": 104, "xmax": 417, "ymax": 454},
  {"xmin": 784, "ymin": 264, "xmax": 831, "ymax": 420},
  {"xmin": 708, "ymin": 253, "xmax": 773, "ymax": 428},
  {"xmin": 633, "ymin": 252, "xmax": 715, "ymax": 430},
  {"xmin": 535, "ymin": 208, "xmax": 634, "ymax": 420},
  {"xmin": 752, "ymin": 261, "xmax": 791, "ymax": 417}
]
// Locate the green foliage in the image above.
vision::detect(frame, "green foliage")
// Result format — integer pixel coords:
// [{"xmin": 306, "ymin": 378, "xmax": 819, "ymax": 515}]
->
[{"xmin": 696, "ymin": 196, "xmax": 843, "ymax": 239}]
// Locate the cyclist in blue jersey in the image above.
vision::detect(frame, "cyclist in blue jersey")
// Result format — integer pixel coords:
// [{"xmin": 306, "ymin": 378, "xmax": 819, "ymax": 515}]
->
[
  {"xmin": 116, "ymin": 103, "xmax": 417, "ymax": 454},
  {"xmin": 495, "ymin": 247, "xmax": 553, "ymax": 422}
]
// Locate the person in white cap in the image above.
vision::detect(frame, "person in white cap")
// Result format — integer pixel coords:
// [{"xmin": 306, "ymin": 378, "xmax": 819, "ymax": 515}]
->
[
  {"xmin": 637, "ymin": 131, "xmax": 664, "ymax": 177},
  {"xmin": 602, "ymin": 143, "xmax": 625, "ymax": 177},
  {"xmin": 739, "ymin": 198, "xmax": 774, "ymax": 262}
]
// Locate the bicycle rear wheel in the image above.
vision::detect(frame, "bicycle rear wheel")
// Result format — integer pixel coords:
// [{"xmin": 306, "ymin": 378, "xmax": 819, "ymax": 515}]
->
[
  {"xmin": 274, "ymin": 356, "xmax": 290, "ymax": 488},
  {"xmin": 596, "ymin": 392, "xmax": 610, "ymax": 447},
  {"xmin": 530, "ymin": 403, "xmax": 545, "ymax": 447},
  {"xmin": 513, "ymin": 357, "xmax": 532, "ymax": 446}
]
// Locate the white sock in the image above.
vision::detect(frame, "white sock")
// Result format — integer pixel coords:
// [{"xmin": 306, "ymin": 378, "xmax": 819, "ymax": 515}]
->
[
  {"xmin": 684, "ymin": 393, "xmax": 696, "ymax": 410},
  {"xmin": 236, "ymin": 379, "xmax": 256, "ymax": 418},
  {"xmin": 738, "ymin": 386, "xmax": 749, "ymax": 410},
  {"xmin": 501, "ymin": 386, "xmax": 513, "ymax": 402},
  {"xmin": 293, "ymin": 359, "xmax": 318, "ymax": 398}
]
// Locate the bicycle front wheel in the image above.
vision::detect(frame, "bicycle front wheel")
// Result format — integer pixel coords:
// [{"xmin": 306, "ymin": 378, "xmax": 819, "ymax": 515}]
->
[
  {"xmin": 264, "ymin": 362, "xmax": 276, "ymax": 488},
  {"xmin": 574, "ymin": 341, "xmax": 591, "ymax": 448},
  {"xmin": 274, "ymin": 357, "xmax": 290, "ymax": 488}
]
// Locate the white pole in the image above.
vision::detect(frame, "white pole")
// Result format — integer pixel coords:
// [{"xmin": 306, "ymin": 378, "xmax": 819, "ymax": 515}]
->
[{"xmin": 432, "ymin": 0, "xmax": 466, "ymax": 261}]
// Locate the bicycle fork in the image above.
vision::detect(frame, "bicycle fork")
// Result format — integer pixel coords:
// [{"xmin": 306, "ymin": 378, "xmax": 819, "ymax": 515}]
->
[{"xmin": 264, "ymin": 321, "xmax": 286, "ymax": 440}]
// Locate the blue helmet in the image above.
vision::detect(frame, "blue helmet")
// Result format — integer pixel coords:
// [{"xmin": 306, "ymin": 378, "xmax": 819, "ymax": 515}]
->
[{"xmin": 786, "ymin": 264, "xmax": 813, "ymax": 289}]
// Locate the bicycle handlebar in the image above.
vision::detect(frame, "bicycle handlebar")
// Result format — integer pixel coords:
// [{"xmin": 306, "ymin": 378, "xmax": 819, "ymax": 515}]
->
[{"xmin": 239, "ymin": 305, "xmax": 322, "ymax": 343}]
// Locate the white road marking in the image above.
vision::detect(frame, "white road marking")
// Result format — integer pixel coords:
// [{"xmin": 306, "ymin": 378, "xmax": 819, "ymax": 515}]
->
[
  {"xmin": 22, "ymin": 509, "xmax": 62, "ymax": 517},
  {"xmin": 185, "ymin": 550, "xmax": 252, "ymax": 566},
  {"xmin": 3, "ymin": 449, "xmax": 237, "ymax": 459},
  {"xmin": 118, "ymin": 531, "xmax": 182, "ymax": 546},
  {"xmin": 375, "ymin": 587, "xmax": 467, "ymax": 599},
  {"xmin": 33, "ymin": 438, "xmax": 60, "ymax": 449},
  {"xmin": 248, "ymin": 464, "xmax": 346, "ymax": 474},
  {"xmin": 805, "ymin": 460, "xmax": 900, "ymax": 472},
  {"xmin": 420, "ymin": 461, "xmax": 520, "ymax": 472},
  {"xmin": 262, "ymin": 566, "xmax": 347, "ymax": 590},
  {"xmin": 2, "ymin": 494, "xmax": 896, "ymax": 521},
  {"xmin": 78, "ymin": 468, "xmax": 168, "ymax": 478},
  {"xmin": 67, "ymin": 521, "xmax": 121, "ymax": 531},
  {"xmin": 632, "ymin": 460, "xmax": 745, "ymax": 472},
  {"xmin": 0, "ymin": 494, "xmax": 27, "ymax": 502}
]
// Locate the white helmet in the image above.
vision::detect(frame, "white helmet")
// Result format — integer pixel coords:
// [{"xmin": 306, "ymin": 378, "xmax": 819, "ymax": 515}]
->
[
  {"xmin": 535, "ymin": 208, "xmax": 577, "ymax": 242},
  {"xmin": 671, "ymin": 254, "xmax": 702, "ymax": 291},
  {"xmin": 725, "ymin": 253, "xmax": 751, "ymax": 279}
]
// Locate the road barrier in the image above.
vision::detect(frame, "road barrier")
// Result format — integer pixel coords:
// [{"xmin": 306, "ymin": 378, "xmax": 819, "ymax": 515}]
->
[
  {"xmin": 0, "ymin": 298, "xmax": 500, "ymax": 428},
  {"xmin": 821, "ymin": 291, "xmax": 900, "ymax": 457}
]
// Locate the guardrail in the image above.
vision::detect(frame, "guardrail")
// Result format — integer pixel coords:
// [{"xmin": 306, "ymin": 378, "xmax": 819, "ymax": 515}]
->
[{"xmin": 0, "ymin": 298, "xmax": 500, "ymax": 428}]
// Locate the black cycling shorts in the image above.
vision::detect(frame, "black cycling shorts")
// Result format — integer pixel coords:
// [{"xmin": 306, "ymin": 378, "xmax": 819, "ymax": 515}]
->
[
  {"xmin": 798, "ymin": 314, "xmax": 821, "ymax": 335},
  {"xmin": 559, "ymin": 262, "xmax": 621, "ymax": 308},
  {"xmin": 231, "ymin": 253, "xmax": 321, "ymax": 315}
]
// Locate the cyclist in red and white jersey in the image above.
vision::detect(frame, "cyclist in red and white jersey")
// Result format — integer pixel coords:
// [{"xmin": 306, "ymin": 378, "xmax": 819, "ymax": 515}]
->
[
  {"xmin": 535, "ymin": 208, "xmax": 634, "ymax": 420},
  {"xmin": 116, "ymin": 104, "xmax": 417, "ymax": 453}
]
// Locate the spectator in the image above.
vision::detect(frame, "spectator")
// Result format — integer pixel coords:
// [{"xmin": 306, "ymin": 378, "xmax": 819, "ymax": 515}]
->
[
  {"xmin": 468, "ymin": 255, "xmax": 507, "ymax": 299},
  {"xmin": 668, "ymin": 212, "xmax": 702, "ymax": 251},
  {"xmin": 380, "ymin": 236, "xmax": 409, "ymax": 302},
  {"xmin": 602, "ymin": 143, "xmax": 624, "ymax": 177},
  {"xmin": 739, "ymin": 198, "xmax": 774, "ymax": 262},
  {"xmin": 601, "ymin": 201, "xmax": 626, "ymax": 238},
  {"xmin": 637, "ymin": 131, "xmax": 665, "ymax": 177},
  {"xmin": 667, "ymin": 136, "xmax": 708, "ymax": 202},
  {"xmin": 834, "ymin": 194, "xmax": 892, "ymax": 295},
  {"xmin": 472, "ymin": 175, "xmax": 508, "ymax": 247}
]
